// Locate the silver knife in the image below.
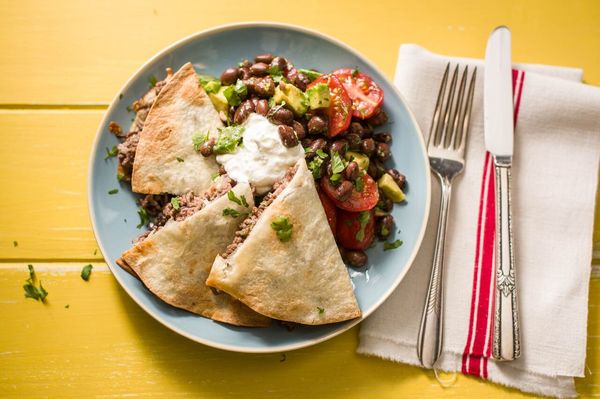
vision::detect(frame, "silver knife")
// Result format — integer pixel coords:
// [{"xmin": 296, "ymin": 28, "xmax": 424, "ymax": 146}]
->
[{"xmin": 484, "ymin": 26, "xmax": 521, "ymax": 361}]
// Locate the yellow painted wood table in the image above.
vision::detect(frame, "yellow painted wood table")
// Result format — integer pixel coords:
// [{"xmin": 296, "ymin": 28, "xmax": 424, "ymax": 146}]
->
[{"xmin": 1, "ymin": 1, "xmax": 599, "ymax": 397}]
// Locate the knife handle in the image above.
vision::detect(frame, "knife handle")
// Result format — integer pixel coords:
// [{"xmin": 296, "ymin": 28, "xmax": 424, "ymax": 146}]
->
[{"xmin": 492, "ymin": 157, "xmax": 521, "ymax": 361}]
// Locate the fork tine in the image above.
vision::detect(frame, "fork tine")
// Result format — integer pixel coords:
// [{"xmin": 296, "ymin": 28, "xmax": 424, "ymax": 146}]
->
[
  {"xmin": 448, "ymin": 66, "xmax": 469, "ymax": 149},
  {"xmin": 457, "ymin": 67, "xmax": 477, "ymax": 153},
  {"xmin": 428, "ymin": 63, "xmax": 450, "ymax": 148},
  {"xmin": 437, "ymin": 65, "xmax": 459, "ymax": 147}
]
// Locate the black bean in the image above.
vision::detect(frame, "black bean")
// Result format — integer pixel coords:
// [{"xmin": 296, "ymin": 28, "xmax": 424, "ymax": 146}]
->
[
  {"xmin": 349, "ymin": 122, "xmax": 366, "ymax": 138},
  {"xmin": 330, "ymin": 139, "xmax": 348, "ymax": 157},
  {"xmin": 270, "ymin": 56, "xmax": 287, "ymax": 72},
  {"xmin": 375, "ymin": 142, "xmax": 391, "ymax": 162},
  {"xmin": 301, "ymin": 137, "xmax": 313, "ymax": 149},
  {"xmin": 250, "ymin": 62, "xmax": 269, "ymax": 76},
  {"xmin": 377, "ymin": 196, "xmax": 393, "ymax": 212},
  {"xmin": 376, "ymin": 215, "xmax": 394, "ymax": 240},
  {"xmin": 368, "ymin": 109, "xmax": 388, "ymax": 126},
  {"xmin": 255, "ymin": 53, "xmax": 274, "ymax": 64},
  {"xmin": 255, "ymin": 99, "xmax": 269, "ymax": 116},
  {"xmin": 307, "ymin": 115, "xmax": 328, "ymax": 135},
  {"xmin": 387, "ymin": 168, "xmax": 406, "ymax": 189},
  {"xmin": 368, "ymin": 159, "xmax": 386, "ymax": 179},
  {"xmin": 374, "ymin": 132, "xmax": 392, "ymax": 144},
  {"xmin": 240, "ymin": 66, "xmax": 251, "ymax": 80},
  {"xmin": 335, "ymin": 180, "xmax": 354, "ymax": 201},
  {"xmin": 218, "ymin": 165, "xmax": 226, "ymax": 175},
  {"xmin": 270, "ymin": 107, "xmax": 294, "ymax": 125},
  {"xmin": 344, "ymin": 161, "xmax": 360, "ymax": 181},
  {"xmin": 361, "ymin": 138, "xmax": 376, "ymax": 156},
  {"xmin": 344, "ymin": 250, "xmax": 368, "ymax": 268},
  {"xmin": 244, "ymin": 76, "xmax": 275, "ymax": 97},
  {"xmin": 310, "ymin": 138, "xmax": 327, "ymax": 153},
  {"xmin": 294, "ymin": 73, "xmax": 310, "ymax": 91},
  {"xmin": 278, "ymin": 125, "xmax": 298, "ymax": 148},
  {"xmin": 220, "ymin": 67, "xmax": 239, "ymax": 86},
  {"xmin": 233, "ymin": 100, "xmax": 255, "ymax": 125},
  {"xmin": 345, "ymin": 133, "xmax": 362, "ymax": 150},
  {"xmin": 200, "ymin": 138, "xmax": 215, "ymax": 157},
  {"xmin": 239, "ymin": 59, "xmax": 252, "ymax": 68},
  {"xmin": 292, "ymin": 121, "xmax": 306, "ymax": 140}
]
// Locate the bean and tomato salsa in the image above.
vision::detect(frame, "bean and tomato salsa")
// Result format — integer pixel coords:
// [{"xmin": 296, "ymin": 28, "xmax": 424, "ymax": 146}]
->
[{"xmin": 200, "ymin": 53, "xmax": 408, "ymax": 268}]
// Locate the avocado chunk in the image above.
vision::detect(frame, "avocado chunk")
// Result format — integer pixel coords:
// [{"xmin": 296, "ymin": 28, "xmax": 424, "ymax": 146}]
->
[
  {"xmin": 378, "ymin": 173, "xmax": 406, "ymax": 202},
  {"xmin": 306, "ymin": 82, "xmax": 330, "ymax": 109},
  {"xmin": 273, "ymin": 82, "xmax": 308, "ymax": 116},
  {"xmin": 345, "ymin": 151, "xmax": 370, "ymax": 171},
  {"xmin": 208, "ymin": 86, "xmax": 229, "ymax": 114}
]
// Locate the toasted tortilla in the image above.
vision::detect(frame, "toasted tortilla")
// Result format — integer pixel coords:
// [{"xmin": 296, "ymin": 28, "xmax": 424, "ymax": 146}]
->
[
  {"xmin": 132, "ymin": 62, "xmax": 221, "ymax": 195},
  {"xmin": 207, "ymin": 160, "xmax": 362, "ymax": 325},
  {"xmin": 116, "ymin": 182, "xmax": 270, "ymax": 327}
]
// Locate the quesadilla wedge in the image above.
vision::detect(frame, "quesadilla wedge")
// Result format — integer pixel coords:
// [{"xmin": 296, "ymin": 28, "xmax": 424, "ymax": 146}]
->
[
  {"xmin": 116, "ymin": 178, "xmax": 270, "ymax": 327},
  {"xmin": 132, "ymin": 62, "xmax": 222, "ymax": 195},
  {"xmin": 206, "ymin": 159, "xmax": 362, "ymax": 325}
]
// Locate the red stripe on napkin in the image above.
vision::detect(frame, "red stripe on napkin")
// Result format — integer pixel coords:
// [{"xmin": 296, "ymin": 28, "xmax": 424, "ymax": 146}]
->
[{"xmin": 462, "ymin": 69, "xmax": 525, "ymax": 378}]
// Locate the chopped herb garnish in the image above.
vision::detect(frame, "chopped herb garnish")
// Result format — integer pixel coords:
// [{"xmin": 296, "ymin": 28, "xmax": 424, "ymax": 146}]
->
[
  {"xmin": 383, "ymin": 240, "xmax": 403, "ymax": 251},
  {"xmin": 211, "ymin": 172, "xmax": 220, "ymax": 181},
  {"xmin": 298, "ymin": 68, "xmax": 322, "ymax": 81},
  {"xmin": 308, "ymin": 157, "xmax": 324, "ymax": 179},
  {"xmin": 355, "ymin": 211, "xmax": 371, "ymax": 241},
  {"xmin": 108, "ymin": 188, "xmax": 118, "ymax": 195},
  {"xmin": 267, "ymin": 64, "xmax": 282, "ymax": 76},
  {"xmin": 23, "ymin": 264, "xmax": 48, "ymax": 302},
  {"xmin": 213, "ymin": 125, "xmax": 245, "ymax": 155},
  {"xmin": 176, "ymin": 157, "xmax": 184, "ymax": 162},
  {"xmin": 192, "ymin": 131, "xmax": 209, "ymax": 151},
  {"xmin": 271, "ymin": 215, "xmax": 293, "ymax": 242},
  {"xmin": 329, "ymin": 173, "xmax": 342, "ymax": 184},
  {"xmin": 105, "ymin": 146, "xmax": 118, "ymax": 160},
  {"xmin": 344, "ymin": 219, "xmax": 353, "ymax": 226},
  {"xmin": 148, "ymin": 75, "xmax": 158, "ymax": 88},
  {"xmin": 227, "ymin": 190, "xmax": 249, "ymax": 207},
  {"xmin": 222, "ymin": 207, "xmax": 241, "ymax": 218},
  {"xmin": 354, "ymin": 177, "xmax": 365, "ymax": 192},
  {"xmin": 330, "ymin": 151, "xmax": 345, "ymax": 174},
  {"xmin": 136, "ymin": 207, "xmax": 150, "ymax": 229},
  {"xmin": 234, "ymin": 79, "xmax": 248, "ymax": 98},
  {"xmin": 317, "ymin": 306, "xmax": 325, "ymax": 314},
  {"xmin": 171, "ymin": 197, "xmax": 181, "ymax": 210},
  {"xmin": 119, "ymin": 93, "xmax": 124, "ymax": 100},
  {"xmin": 126, "ymin": 105, "xmax": 132, "ymax": 113},
  {"xmin": 315, "ymin": 149, "xmax": 328, "ymax": 159},
  {"xmin": 352, "ymin": 68, "xmax": 360, "ymax": 77},
  {"xmin": 81, "ymin": 264, "xmax": 93, "ymax": 281},
  {"xmin": 203, "ymin": 80, "xmax": 221, "ymax": 94},
  {"xmin": 117, "ymin": 171, "xmax": 125, "ymax": 181},
  {"xmin": 13, "ymin": 241, "xmax": 18, "ymax": 247},
  {"xmin": 222, "ymin": 82, "xmax": 247, "ymax": 106}
]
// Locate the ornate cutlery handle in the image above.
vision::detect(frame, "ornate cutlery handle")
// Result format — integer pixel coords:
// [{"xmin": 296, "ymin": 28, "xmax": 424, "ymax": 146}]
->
[
  {"xmin": 492, "ymin": 156, "xmax": 521, "ymax": 361},
  {"xmin": 417, "ymin": 178, "xmax": 451, "ymax": 368}
]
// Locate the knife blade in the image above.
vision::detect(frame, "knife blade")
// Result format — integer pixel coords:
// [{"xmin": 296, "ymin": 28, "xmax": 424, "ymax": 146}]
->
[{"xmin": 484, "ymin": 25, "xmax": 521, "ymax": 361}]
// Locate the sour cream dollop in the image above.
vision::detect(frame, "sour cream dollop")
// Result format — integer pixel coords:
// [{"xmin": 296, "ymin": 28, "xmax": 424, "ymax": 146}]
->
[{"xmin": 216, "ymin": 113, "xmax": 304, "ymax": 194}]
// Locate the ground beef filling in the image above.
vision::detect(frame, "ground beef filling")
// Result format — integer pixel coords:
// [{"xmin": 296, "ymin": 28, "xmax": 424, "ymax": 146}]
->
[
  {"xmin": 135, "ymin": 176, "xmax": 234, "ymax": 243},
  {"xmin": 222, "ymin": 166, "xmax": 297, "ymax": 259}
]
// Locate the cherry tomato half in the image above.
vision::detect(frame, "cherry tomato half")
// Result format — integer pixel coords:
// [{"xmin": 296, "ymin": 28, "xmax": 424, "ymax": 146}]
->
[
  {"xmin": 317, "ymin": 188, "xmax": 337, "ymax": 235},
  {"xmin": 320, "ymin": 173, "xmax": 379, "ymax": 212},
  {"xmin": 307, "ymin": 74, "xmax": 352, "ymax": 137},
  {"xmin": 332, "ymin": 68, "xmax": 384, "ymax": 119},
  {"xmin": 336, "ymin": 209, "xmax": 375, "ymax": 250}
]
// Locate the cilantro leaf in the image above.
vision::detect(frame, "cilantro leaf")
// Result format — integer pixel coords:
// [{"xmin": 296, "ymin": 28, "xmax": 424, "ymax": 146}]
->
[
  {"xmin": 23, "ymin": 264, "xmax": 48, "ymax": 302},
  {"xmin": 315, "ymin": 149, "xmax": 328, "ymax": 159},
  {"xmin": 227, "ymin": 190, "xmax": 249, "ymax": 207},
  {"xmin": 351, "ymin": 68, "xmax": 360, "ymax": 77},
  {"xmin": 330, "ymin": 151, "xmax": 345, "ymax": 174},
  {"xmin": 211, "ymin": 172, "xmax": 220, "ymax": 181},
  {"xmin": 105, "ymin": 146, "xmax": 118, "ymax": 160},
  {"xmin": 148, "ymin": 75, "xmax": 158, "ymax": 88},
  {"xmin": 317, "ymin": 306, "xmax": 325, "ymax": 314},
  {"xmin": 329, "ymin": 173, "xmax": 342, "ymax": 184},
  {"xmin": 81, "ymin": 264, "xmax": 93, "ymax": 281},
  {"xmin": 298, "ymin": 69, "xmax": 322, "ymax": 82},
  {"xmin": 136, "ymin": 207, "xmax": 150, "ymax": 229},
  {"xmin": 117, "ymin": 171, "xmax": 125, "ymax": 181},
  {"xmin": 383, "ymin": 240, "xmax": 403, "ymax": 251},
  {"xmin": 222, "ymin": 207, "xmax": 241, "ymax": 218},
  {"xmin": 240, "ymin": 195, "xmax": 249, "ymax": 208},
  {"xmin": 192, "ymin": 131, "xmax": 209, "ymax": 151},
  {"xmin": 354, "ymin": 177, "xmax": 365, "ymax": 192},
  {"xmin": 213, "ymin": 125, "xmax": 245, "ymax": 155},
  {"xmin": 271, "ymin": 215, "xmax": 293, "ymax": 242},
  {"xmin": 223, "ymin": 85, "xmax": 241, "ymax": 106},
  {"xmin": 176, "ymin": 157, "xmax": 184, "ymax": 162},
  {"xmin": 355, "ymin": 211, "xmax": 371, "ymax": 241},
  {"xmin": 308, "ymin": 157, "xmax": 324, "ymax": 179},
  {"xmin": 108, "ymin": 188, "xmax": 118, "ymax": 195},
  {"xmin": 171, "ymin": 197, "xmax": 181, "ymax": 210}
]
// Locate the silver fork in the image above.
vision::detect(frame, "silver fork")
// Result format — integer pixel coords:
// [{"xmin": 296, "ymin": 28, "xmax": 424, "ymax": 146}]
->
[{"xmin": 416, "ymin": 64, "xmax": 477, "ymax": 368}]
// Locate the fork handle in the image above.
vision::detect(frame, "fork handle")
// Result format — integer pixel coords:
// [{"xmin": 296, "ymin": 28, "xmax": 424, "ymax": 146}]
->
[
  {"xmin": 417, "ymin": 177, "xmax": 451, "ymax": 368},
  {"xmin": 492, "ymin": 157, "xmax": 521, "ymax": 361}
]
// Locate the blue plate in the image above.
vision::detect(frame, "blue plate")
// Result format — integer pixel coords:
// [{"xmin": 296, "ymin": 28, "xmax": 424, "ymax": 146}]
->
[{"xmin": 88, "ymin": 22, "xmax": 430, "ymax": 353}]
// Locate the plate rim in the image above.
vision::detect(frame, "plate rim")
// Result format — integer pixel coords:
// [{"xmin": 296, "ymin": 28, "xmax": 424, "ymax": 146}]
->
[{"xmin": 87, "ymin": 21, "xmax": 431, "ymax": 353}]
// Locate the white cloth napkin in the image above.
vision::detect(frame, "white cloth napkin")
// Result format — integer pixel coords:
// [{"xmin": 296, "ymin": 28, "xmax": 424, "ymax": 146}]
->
[{"xmin": 357, "ymin": 44, "xmax": 600, "ymax": 398}]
